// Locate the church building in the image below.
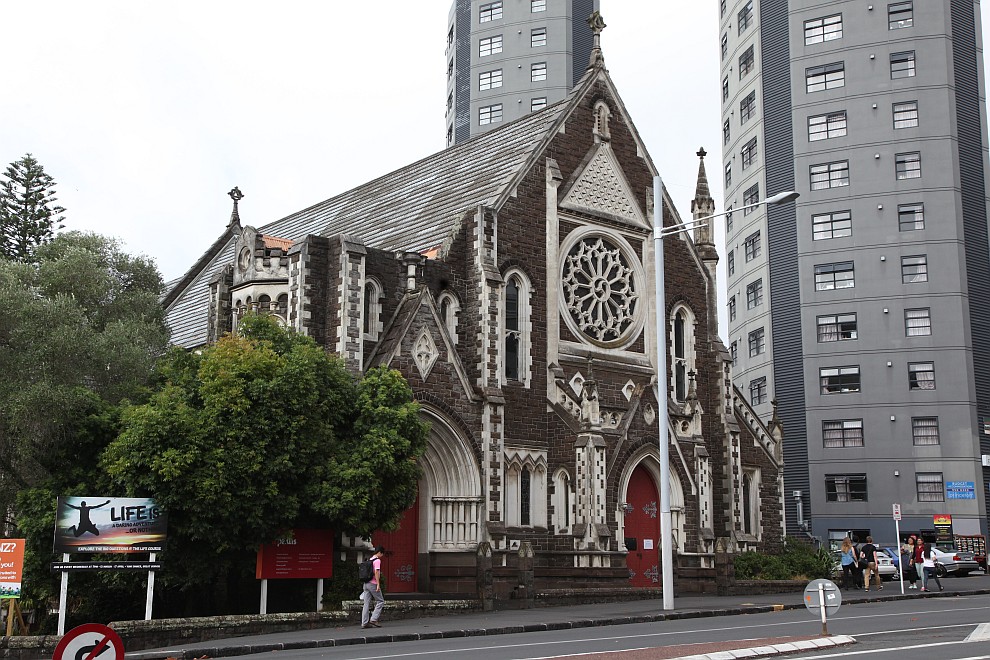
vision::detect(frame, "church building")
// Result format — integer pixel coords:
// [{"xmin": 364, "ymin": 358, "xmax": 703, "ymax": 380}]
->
[{"xmin": 164, "ymin": 20, "xmax": 785, "ymax": 599}]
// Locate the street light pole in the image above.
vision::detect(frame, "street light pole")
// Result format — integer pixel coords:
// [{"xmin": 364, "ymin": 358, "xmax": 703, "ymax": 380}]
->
[{"xmin": 652, "ymin": 176, "xmax": 797, "ymax": 612}]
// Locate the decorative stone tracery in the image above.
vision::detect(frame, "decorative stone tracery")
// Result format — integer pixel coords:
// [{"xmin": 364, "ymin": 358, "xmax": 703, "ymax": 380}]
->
[{"xmin": 562, "ymin": 235, "xmax": 639, "ymax": 345}]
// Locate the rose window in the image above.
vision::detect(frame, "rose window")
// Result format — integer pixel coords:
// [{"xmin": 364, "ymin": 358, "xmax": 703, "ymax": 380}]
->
[{"xmin": 562, "ymin": 236, "xmax": 639, "ymax": 344}]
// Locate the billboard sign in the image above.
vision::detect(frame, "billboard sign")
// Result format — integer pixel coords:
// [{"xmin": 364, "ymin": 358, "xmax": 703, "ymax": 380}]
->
[
  {"xmin": 54, "ymin": 497, "xmax": 167, "ymax": 554},
  {"xmin": 256, "ymin": 529, "xmax": 333, "ymax": 579},
  {"xmin": 0, "ymin": 540, "xmax": 25, "ymax": 599}
]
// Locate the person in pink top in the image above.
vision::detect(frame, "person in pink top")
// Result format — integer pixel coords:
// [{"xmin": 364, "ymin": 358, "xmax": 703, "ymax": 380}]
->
[{"xmin": 361, "ymin": 545, "xmax": 386, "ymax": 628}]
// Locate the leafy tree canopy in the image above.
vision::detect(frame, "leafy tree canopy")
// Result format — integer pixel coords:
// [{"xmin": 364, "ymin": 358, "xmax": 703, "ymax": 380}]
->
[{"xmin": 0, "ymin": 154, "xmax": 66, "ymax": 262}]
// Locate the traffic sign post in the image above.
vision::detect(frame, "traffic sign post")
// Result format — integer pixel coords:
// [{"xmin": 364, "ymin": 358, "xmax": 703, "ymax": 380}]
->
[
  {"xmin": 893, "ymin": 503, "xmax": 903, "ymax": 594},
  {"xmin": 52, "ymin": 623, "xmax": 124, "ymax": 660},
  {"xmin": 803, "ymin": 579, "xmax": 841, "ymax": 636}
]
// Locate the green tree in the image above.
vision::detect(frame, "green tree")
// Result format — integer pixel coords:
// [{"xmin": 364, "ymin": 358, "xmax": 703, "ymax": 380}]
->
[
  {"xmin": 102, "ymin": 314, "xmax": 429, "ymax": 613},
  {"xmin": 0, "ymin": 154, "xmax": 66, "ymax": 262}
]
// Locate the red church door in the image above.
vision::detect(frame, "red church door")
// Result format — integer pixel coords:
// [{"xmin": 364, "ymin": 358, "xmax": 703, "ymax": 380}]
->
[
  {"xmin": 372, "ymin": 494, "xmax": 419, "ymax": 593},
  {"xmin": 625, "ymin": 466, "xmax": 661, "ymax": 587}
]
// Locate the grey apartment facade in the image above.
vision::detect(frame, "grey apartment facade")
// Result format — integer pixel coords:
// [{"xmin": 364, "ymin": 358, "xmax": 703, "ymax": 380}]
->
[
  {"xmin": 446, "ymin": 0, "xmax": 597, "ymax": 146},
  {"xmin": 719, "ymin": 0, "xmax": 990, "ymax": 544}
]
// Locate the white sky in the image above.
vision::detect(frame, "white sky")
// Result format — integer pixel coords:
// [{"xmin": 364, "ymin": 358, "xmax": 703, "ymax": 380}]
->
[{"xmin": 2, "ymin": 2, "xmax": 988, "ymax": 296}]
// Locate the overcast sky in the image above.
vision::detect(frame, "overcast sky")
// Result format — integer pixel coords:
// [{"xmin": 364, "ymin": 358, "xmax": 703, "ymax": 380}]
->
[{"xmin": 2, "ymin": 2, "xmax": 988, "ymax": 290}]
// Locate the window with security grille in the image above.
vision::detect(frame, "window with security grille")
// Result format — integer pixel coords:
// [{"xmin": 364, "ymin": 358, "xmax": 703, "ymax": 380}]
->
[
  {"xmin": 748, "ymin": 327, "xmax": 765, "ymax": 356},
  {"xmin": 738, "ymin": 1, "xmax": 753, "ymax": 34},
  {"xmin": 531, "ymin": 0, "xmax": 546, "ymax": 12},
  {"xmin": 891, "ymin": 51, "xmax": 916, "ymax": 78},
  {"xmin": 820, "ymin": 366, "xmax": 860, "ymax": 394},
  {"xmin": 916, "ymin": 472, "xmax": 943, "ymax": 502},
  {"xmin": 898, "ymin": 202, "xmax": 924, "ymax": 230},
  {"xmin": 815, "ymin": 262, "xmax": 854, "ymax": 290},
  {"xmin": 740, "ymin": 91, "xmax": 756, "ymax": 123},
  {"xmin": 905, "ymin": 308, "xmax": 931, "ymax": 336},
  {"xmin": 743, "ymin": 184, "xmax": 759, "ymax": 216},
  {"xmin": 741, "ymin": 137, "xmax": 757, "ymax": 170},
  {"xmin": 908, "ymin": 362, "xmax": 935, "ymax": 390},
  {"xmin": 480, "ymin": 2, "xmax": 502, "ymax": 22},
  {"xmin": 901, "ymin": 255, "xmax": 928, "ymax": 283},
  {"xmin": 817, "ymin": 313, "xmax": 857, "ymax": 342},
  {"xmin": 896, "ymin": 152, "xmax": 921, "ymax": 179},
  {"xmin": 723, "ymin": 119, "xmax": 731, "ymax": 145},
  {"xmin": 805, "ymin": 14, "xmax": 842, "ymax": 44},
  {"xmin": 826, "ymin": 474, "xmax": 867, "ymax": 502},
  {"xmin": 813, "ymin": 210, "xmax": 851, "ymax": 240},
  {"xmin": 912, "ymin": 417, "xmax": 939, "ymax": 445},
  {"xmin": 531, "ymin": 28, "xmax": 547, "ymax": 47},
  {"xmin": 480, "ymin": 35, "xmax": 503, "ymax": 57},
  {"xmin": 531, "ymin": 62, "xmax": 547, "ymax": 82},
  {"xmin": 728, "ymin": 295, "xmax": 736, "ymax": 321},
  {"xmin": 893, "ymin": 101, "xmax": 918, "ymax": 128},
  {"xmin": 531, "ymin": 97, "xmax": 547, "ymax": 111},
  {"xmin": 479, "ymin": 69, "xmax": 502, "ymax": 90},
  {"xmin": 808, "ymin": 111, "xmax": 847, "ymax": 141},
  {"xmin": 806, "ymin": 62, "xmax": 844, "ymax": 92},
  {"xmin": 739, "ymin": 46, "xmax": 755, "ymax": 79},
  {"xmin": 721, "ymin": 33, "xmax": 728, "ymax": 60},
  {"xmin": 823, "ymin": 419, "xmax": 863, "ymax": 448},
  {"xmin": 727, "ymin": 249, "xmax": 735, "ymax": 276},
  {"xmin": 810, "ymin": 160, "xmax": 849, "ymax": 189},
  {"xmin": 746, "ymin": 278, "xmax": 763, "ymax": 309},
  {"xmin": 744, "ymin": 231, "xmax": 761, "ymax": 261},
  {"xmin": 889, "ymin": 2, "xmax": 913, "ymax": 29},
  {"xmin": 724, "ymin": 162, "xmax": 732, "ymax": 188},
  {"xmin": 722, "ymin": 76, "xmax": 729, "ymax": 103},
  {"xmin": 749, "ymin": 376, "xmax": 767, "ymax": 405},
  {"xmin": 479, "ymin": 104, "xmax": 502, "ymax": 125}
]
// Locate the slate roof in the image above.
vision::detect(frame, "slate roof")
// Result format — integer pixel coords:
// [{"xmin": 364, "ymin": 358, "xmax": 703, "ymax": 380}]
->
[{"xmin": 165, "ymin": 97, "xmax": 573, "ymax": 348}]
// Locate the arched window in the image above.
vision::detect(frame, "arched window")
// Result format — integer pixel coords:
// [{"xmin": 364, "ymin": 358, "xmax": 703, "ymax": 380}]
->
[
  {"xmin": 504, "ymin": 449, "xmax": 547, "ymax": 527},
  {"xmin": 742, "ymin": 469, "xmax": 760, "ymax": 538},
  {"xmin": 670, "ymin": 305, "xmax": 697, "ymax": 402},
  {"xmin": 502, "ymin": 269, "xmax": 531, "ymax": 386},
  {"xmin": 520, "ymin": 468, "xmax": 531, "ymax": 526},
  {"xmin": 259, "ymin": 294, "xmax": 271, "ymax": 312},
  {"xmin": 364, "ymin": 280, "xmax": 382, "ymax": 340},
  {"xmin": 276, "ymin": 293, "xmax": 288, "ymax": 317},
  {"xmin": 437, "ymin": 291, "xmax": 459, "ymax": 344},
  {"xmin": 552, "ymin": 468, "xmax": 573, "ymax": 532}
]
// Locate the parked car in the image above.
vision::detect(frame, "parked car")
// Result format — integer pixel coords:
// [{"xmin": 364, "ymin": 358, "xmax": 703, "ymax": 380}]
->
[
  {"xmin": 880, "ymin": 546, "xmax": 901, "ymax": 570},
  {"xmin": 931, "ymin": 547, "xmax": 980, "ymax": 577},
  {"xmin": 875, "ymin": 552, "xmax": 896, "ymax": 580}
]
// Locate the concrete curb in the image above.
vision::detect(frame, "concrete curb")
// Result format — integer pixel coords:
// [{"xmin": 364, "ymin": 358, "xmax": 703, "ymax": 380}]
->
[{"xmin": 674, "ymin": 635, "xmax": 856, "ymax": 660}]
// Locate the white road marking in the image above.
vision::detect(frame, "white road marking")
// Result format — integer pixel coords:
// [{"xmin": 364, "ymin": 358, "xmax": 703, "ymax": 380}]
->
[
  {"xmin": 766, "ymin": 639, "xmax": 990, "ymax": 659},
  {"xmin": 966, "ymin": 623, "xmax": 990, "ymax": 642}
]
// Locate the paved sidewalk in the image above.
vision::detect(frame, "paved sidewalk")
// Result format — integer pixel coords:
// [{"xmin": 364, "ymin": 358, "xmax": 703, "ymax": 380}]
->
[{"xmin": 127, "ymin": 578, "xmax": 990, "ymax": 660}]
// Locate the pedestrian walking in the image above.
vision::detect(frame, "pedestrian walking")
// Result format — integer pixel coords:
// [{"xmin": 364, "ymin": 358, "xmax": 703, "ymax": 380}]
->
[
  {"xmin": 914, "ymin": 539, "xmax": 926, "ymax": 589},
  {"xmin": 839, "ymin": 537, "xmax": 857, "ymax": 589},
  {"xmin": 901, "ymin": 536, "xmax": 918, "ymax": 589},
  {"xmin": 361, "ymin": 545, "xmax": 386, "ymax": 629},
  {"xmin": 920, "ymin": 544, "xmax": 943, "ymax": 592},
  {"xmin": 862, "ymin": 536, "xmax": 882, "ymax": 591}
]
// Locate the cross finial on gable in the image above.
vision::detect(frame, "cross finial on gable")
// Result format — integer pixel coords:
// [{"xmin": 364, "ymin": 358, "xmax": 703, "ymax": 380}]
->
[
  {"xmin": 697, "ymin": 147, "xmax": 707, "ymax": 159},
  {"xmin": 587, "ymin": 11, "xmax": 606, "ymax": 68},
  {"xmin": 227, "ymin": 186, "xmax": 244, "ymax": 232}
]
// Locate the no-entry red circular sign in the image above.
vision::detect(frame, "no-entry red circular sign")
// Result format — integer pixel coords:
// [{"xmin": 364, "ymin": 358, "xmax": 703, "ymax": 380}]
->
[{"xmin": 53, "ymin": 623, "xmax": 124, "ymax": 660}]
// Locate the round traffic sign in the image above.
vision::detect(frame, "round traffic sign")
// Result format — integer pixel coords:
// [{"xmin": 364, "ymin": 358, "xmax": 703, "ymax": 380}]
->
[
  {"xmin": 803, "ymin": 578, "xmax": 842, "ymax": 617},
  {"xmin": 53, "ymin": 623, "xmax": 124, "ymax": 660}
]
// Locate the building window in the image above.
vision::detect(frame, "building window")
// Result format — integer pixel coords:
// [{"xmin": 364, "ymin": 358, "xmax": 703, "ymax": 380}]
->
[
  {"xmin": 810, "ymin": 160, "xmax": 849, "ymax": 190},
  {"xmin": 531, "ymin": 28, "xmax": 547, "ymax": 48},
  {"xmin": 480, "ymin": 1, "xmax": 502, "ymax": 22},
  {"xmin": 898, "ymin": 202, "xmax": 925, "ymax": 230},
  {"xmin": 826, "ymin": 474, "xmax": 867, "ymax": 502},
  {"xmin": 479, "ymin": 69, "xmax": 502, "ymax": 90},
  {"xmin": 723, "ymin": 119, "xmax": 731, "ymax": 145},
  {"xmin": 447, "ymin": 59, "xmax": 454, "ymax": 80},
  {"xmin": 889, "ymin": 2, "xmax": 913, "ymax": 29},
  {"xmin": 480, "ymin": 35, "xmax": 503, "ymax": 57},
  {"xmin": 916, "ymin": 472, "xmax": 944, "ymax": 502},
  {"xmin": 743, "ymin": 184, "xmax": 759, "ymax": 216},
  {"xmin": 520, "ymin": 467, "xmax": 531, "ymax": 525},
  {"xmin": 741, "ymin": 137, "xmax": 758, "ymax": 170},
  {"xmin": 728, "ymin": 295, "xmax": 736, "ymax": 322},
  {"xmin": 905, "ymin": 308, "xmax": 931, "ymax": 336},
  {"xmin": 812, "ymin": 210, "xmax": 852, "ymax": 240},
  {"xmin": 722, "ymin": 76, "xmax": 729, "ymax": 103},
  {"xmin": 531, "ymin": 0, "xmax": 546, "ymax": 12},
  {"xmin": 908, "ymin": 362, "xmax": 935, "ymax": 390},
  {"xmin": 730, "ymin": 341, "xmax": 738, "ymax": 362},
  {"xmin": 746, "ymin": 278, "xmax": 763, "ymax": 309},
  {"xmin": 725, "ymin": 206, "xmax": 733, "ymax": 232},
  {"xmin": 740, "ymin": 90, "xmax": 756, "ymax": 123},
  {"xmin": 823, "ymin": 419, "xmax": 864, "ymax": 448},
  {"xmin": 447, "ymin": 26, "xmax": 454, "ymax": 48},
  {"xmin": 363, "ymin": 280, "xmax": 382, "ymax": 339},
  {"xmin": 912, "ymin": 417, "xmax": 940, "ymax": 445},
  {"xmin": 748, "ymin": 327, "xmax": 765, "ymax": 357},
  {"xmin": 896, "ymin": 152, "xmax": 921, "ymax": 179},
  {"xmin": 815, "ymin": 262, "xmax": 855, "ymax": 290},
  {"xmin": 721, "ymin": 33, "xmax": 728, "ymax": 60},
  {"xmin": 805, "ymin": 14, "xmax": 842, "ymax": 45},
  {"xmin": 738, "ymin": 0, "xmax": 753, "ymax": 34},
  {"xmin": 744, "ymin": 231, "xmax": 761, "ymax": 261},
  {"xmin": 808, "ymin": 111, "xmax": 847, "ymax": 141},
  {"xmin": 446, "ymin": 125, "xmax": 453, "ymax": 146},
  {"xmin": 672, "ymin": 306, "xmax": 697, "ymax": 402},
  {"xmin": 727, "ymin": 249, "xmax": 735, "ymax": 276},
  {"xmin": 438, "ymin": 292, "xmax": 460, "ymax": 344},
  {"xmin": 479, "ymin": 104, "xmax": 502, "ymax": 125},
  {"xmin": 531, "ymin": 62, "xmax": 547, "ymax": 82},
  {"xmin": 749, "ymin": 376, "xmax": 767, "ymax": 405},
  {"xmin": 739, "ymin": 46, "xmax": 755, "ymax": 79},
  {"xmin": 820, "ymin": 366, "xmax": 861, "ymax": 394},
  {"xmin": 721, "ymin": 0, "xmax": 727, "ymax": 18},
  {"xmin": 901, "ymin": 255, "xmax": 928, "ymax": 283},
  {"xmin": 724, "ymin": 162, "xmax": 732, "ymax": 188},
  {"xmin": 817, "ymin": 313, "xmax": 857, "ymax": 342},
  {"xmin": 531, "ymin": 97, "xmax": 547, "ymax": 111},
  {"xmin": 891, "ymin": 51, "xmax": 916, "ymax": 78},
  {"xmin": 893, "ymin": 101, "xmax": 919, "ymax": 128},
  {"xmin": 446, "ymin": 92, "xmax": 453, "ymax": 114},
  {"xmin": 503, "ymin": 271, "xmax": 531, "ymax": 384},
  {"xmin": 551, "ymin": 469, "xmax": 571, "ymax": 532},
  {"xmin": 806, "ymin": 62, "xmax": 845, "ymax": 92}
]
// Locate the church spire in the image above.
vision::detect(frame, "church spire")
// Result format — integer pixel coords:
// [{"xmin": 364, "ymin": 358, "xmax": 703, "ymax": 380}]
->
[
  {"xmin": 587, "ymin": 11, "xmax": 606, "ymax": 69},
  {"xmin": 691, "ymin": 148, "xmax": 715, "ymax": 246},
  {"xmin": 227, "ymin": 186, "xmax": 244, "ymax": 235}
]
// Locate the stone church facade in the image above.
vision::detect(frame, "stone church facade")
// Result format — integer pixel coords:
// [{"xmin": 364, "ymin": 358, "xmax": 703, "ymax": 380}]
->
[{"xmin": 164, "ymin": 39, "xmax": 785, "ymax": 599}]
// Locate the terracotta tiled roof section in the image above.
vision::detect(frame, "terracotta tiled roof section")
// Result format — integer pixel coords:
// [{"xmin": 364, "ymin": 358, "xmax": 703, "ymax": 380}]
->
[{"xmin": 262, "ymin": 235, "xmax": 293, "ymax": 251}]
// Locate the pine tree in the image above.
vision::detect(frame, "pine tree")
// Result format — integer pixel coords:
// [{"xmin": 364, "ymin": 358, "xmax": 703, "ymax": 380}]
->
[{"xmin": 0, "ymin": 154, "xmax": 66, "ymax": 262}]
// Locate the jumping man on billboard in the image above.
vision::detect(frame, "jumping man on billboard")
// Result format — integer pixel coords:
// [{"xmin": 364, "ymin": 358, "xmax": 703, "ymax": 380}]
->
[{"xmin": 65, "ymin": 500, "xmax": 111, "ymax": 537}]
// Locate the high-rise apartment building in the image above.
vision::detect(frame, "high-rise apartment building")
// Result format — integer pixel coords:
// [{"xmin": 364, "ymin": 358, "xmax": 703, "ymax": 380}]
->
[
  {"xmin": 446, "ymin": 0, "xmax": 597, "ymax": 146},
  {"xmin": 719, "ymin": 0, "xmax": 990, "ymax": 544}
]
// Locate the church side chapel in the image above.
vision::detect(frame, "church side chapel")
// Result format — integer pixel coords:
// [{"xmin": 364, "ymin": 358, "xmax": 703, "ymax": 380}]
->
[{"xmin": 164, "ymin": 17, "xmax": 784, "ymax": 600}]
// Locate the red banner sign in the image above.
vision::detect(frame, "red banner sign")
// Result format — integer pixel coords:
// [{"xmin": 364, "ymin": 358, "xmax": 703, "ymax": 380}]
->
[{"xmin": 256, "ymin": 529, "xmax": 333, "ymax": 579}]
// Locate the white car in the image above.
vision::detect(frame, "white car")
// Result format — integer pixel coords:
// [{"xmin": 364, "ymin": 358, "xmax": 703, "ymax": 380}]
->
[
  {"xmin": 876, "ymin": 552, "xmax": 896, "ymax": 580},
  {"xmin": 930, "ymin": 547, "xmax": 980, "ymax": 576}
]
